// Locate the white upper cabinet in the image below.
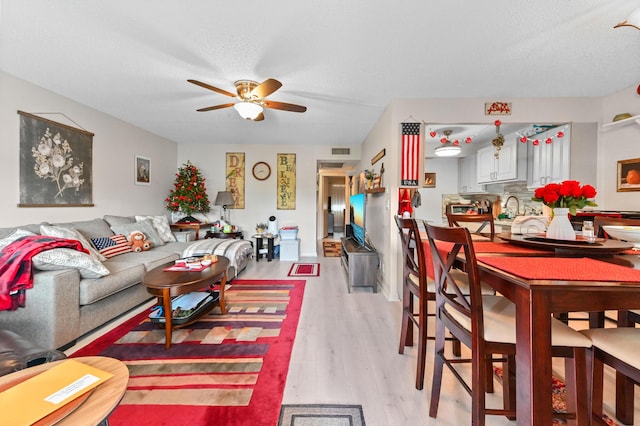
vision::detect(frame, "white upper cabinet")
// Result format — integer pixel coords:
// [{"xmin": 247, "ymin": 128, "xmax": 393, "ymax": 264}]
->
[
  {"xmin": 458, "ymin": 154, "xmax": 485, "ymax": 193},
  {"xmin": 476, "ymin": 138, "xmax": 525, "ymax": 183},
  {"xmin": 526, "ymin": 126, "xmax": 571, "ymax": 188}
]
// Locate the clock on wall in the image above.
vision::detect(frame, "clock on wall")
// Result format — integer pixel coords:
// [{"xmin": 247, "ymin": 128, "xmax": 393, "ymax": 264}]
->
[{"xmin": 252, "ymin": 161, "xmax": 271, "ymax": 181}]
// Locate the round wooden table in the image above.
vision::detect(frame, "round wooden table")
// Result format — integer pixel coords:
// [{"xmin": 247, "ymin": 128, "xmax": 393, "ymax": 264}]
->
[
  {"xmin": 0, "ymin": 356, "xmax": 129, "ymax": 426},
  {"xmin": 143, "ymin": 256, "xmax": 229, "ymax": 349}
]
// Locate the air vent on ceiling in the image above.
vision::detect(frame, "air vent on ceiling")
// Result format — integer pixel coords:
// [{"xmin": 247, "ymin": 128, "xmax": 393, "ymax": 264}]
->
[
  {"xmin": 331, "ymin": 148, "xmax": 350, "ymax": 155},
  {"xmin": 320, "ymin": 162, "xmax": 344, "ymax": 169}
]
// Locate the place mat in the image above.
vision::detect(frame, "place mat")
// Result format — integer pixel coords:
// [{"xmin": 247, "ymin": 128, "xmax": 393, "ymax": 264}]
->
[
  {"xmin": 478, "ymin": 256, "xmax": 640, "ymax": 282},
  {"xmin": 471, "ymin": 241, "xmax": 549, "ymax": 254}
]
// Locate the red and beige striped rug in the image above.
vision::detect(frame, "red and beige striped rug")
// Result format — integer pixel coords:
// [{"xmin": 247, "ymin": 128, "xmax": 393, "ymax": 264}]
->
[{"xmin": 71, "ymin": 279, "xmax": 305, "ymax": 426}]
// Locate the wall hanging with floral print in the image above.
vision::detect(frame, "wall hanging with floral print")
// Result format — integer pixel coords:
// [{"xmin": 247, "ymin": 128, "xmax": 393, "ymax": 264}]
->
[{"xmin": 18, "ymin": 111, "xmax": 94, "ymax": 207}]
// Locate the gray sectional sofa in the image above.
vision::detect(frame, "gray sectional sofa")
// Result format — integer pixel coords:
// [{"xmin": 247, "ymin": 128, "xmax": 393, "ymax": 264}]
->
[{"xmin": 0, "ymin": 215, "xmax": 252, "ymax": 350}]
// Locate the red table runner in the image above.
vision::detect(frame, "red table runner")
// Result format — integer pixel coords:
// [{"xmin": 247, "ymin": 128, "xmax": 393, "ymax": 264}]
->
[{"xmin": 478, "ymin": 256, "xmax": 640, "ymax": 282}]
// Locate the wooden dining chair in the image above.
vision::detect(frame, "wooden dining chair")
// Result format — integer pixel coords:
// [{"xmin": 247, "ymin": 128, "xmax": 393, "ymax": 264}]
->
[
  {"xmin": 580, "ymin": 327, "xmax": 640, "ymax": 425},
  {"xmin": 394, "ymin": 216, "xmax": 489, "ymax": 389},
  {"xmin": 594, "ymin": 216, "xmax": 640, "ymax": 325},
  {"xmin": 446, "ymin": 213, "xmax": 496, "ymax": 240},
  {"xmin": 425, "ymin": 222, "xmax": 592, "ymax": 425}
]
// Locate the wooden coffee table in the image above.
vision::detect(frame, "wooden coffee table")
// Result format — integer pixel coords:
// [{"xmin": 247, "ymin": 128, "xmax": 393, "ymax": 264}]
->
[
  {"xmin": 0, "ymin": 356, "xmax": 129, "ymax": 426},
  {"xmin": 143, "ymin": 256, "xmax": 229, "ymax": 349}
]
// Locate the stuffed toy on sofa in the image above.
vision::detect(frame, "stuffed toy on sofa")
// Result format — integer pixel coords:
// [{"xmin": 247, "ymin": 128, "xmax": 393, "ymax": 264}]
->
[{"xmin": 128, "ymin": 231, "xmax": 151, "ymax": 252}]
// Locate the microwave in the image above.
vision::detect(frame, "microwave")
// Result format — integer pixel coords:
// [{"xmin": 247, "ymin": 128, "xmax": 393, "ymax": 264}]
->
[{"xmin": 447, "ymin": 204, "xmax": 480, "ymax": 215}]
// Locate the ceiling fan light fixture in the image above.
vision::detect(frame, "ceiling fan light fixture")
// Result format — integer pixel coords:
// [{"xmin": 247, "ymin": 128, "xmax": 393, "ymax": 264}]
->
[
  {"xmin": 434, "ymin": 145, "xmax": 461, "ymax": 157},
  {"xmin": 234, "ymin": 101, "xmax": 263, "ymax": 120},
  {"xmin": 615, "ymin": 7, "xmax": 640, "ymax": 30}
]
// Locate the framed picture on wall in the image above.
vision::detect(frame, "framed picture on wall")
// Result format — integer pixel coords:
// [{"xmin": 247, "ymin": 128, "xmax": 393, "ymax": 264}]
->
[
  {"xmin": 18, "ymin": 111, "xmax": 94, "ymax": 207},
  {"xmin": 424, "ymin": 172, "xmax": 436, "ymax": 188},
  {"xmin": 617, "ymin": 158, "xmax": 640, "ymax": 192},
  {"xmin": 135, "ymin": 155, "xmax": 151, "ymax": 185}
]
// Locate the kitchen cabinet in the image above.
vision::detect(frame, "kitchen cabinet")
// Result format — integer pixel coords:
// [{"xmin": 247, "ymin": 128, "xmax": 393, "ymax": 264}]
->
[
  {"xmin": 526, "ymin": 132, "xmax": 570, "ymax": 188},
  {"xmin": 458, "ymin": 154, "xmax": 485, "ymax": 193},
  {"xmin": 476, "ymin": 138, "xmax": 525, "ymax": 183}
]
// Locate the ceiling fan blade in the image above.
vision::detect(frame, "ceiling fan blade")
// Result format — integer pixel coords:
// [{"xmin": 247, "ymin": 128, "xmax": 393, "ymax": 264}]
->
[
  {"xmin": 187, "ymin": 79, "xmax": 236, "ymax": 98},
  {"xmin": 253, "ymin": 112, "xmax": 265, "ymax": 121},
  {"xmin": 262, "ymin": 100, "xmax": 307, "ymax": 113},
  {"xmin": 251, "ymin": 78, "xmax": 282, "ymax": 99},
  {"xmin": 196, "ymin": 103, "xmax": 235, "ymax": 112}
]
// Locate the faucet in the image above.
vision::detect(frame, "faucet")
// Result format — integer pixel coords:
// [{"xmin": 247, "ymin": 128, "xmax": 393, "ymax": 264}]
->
[{"xmin": 504, "ymin": 196, "xmax": 520, "ymax": 218}]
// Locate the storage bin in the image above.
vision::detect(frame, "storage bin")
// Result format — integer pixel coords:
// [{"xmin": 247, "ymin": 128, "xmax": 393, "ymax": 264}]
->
[
  {"xmin": 280, "ymin": 239, "xmax": 299, "ymax": 261},
  {"xmin": 280, "ymin": 226, "xmax": 298, "ymax": 240}
]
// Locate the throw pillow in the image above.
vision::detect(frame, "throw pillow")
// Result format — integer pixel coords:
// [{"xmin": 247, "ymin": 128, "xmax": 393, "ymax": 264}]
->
[
  {"xmin": 0, "ymin": 229, "xmax": 36, "ymax": 251},
  {"xmin": 135, "ymin": 215, "xmax": 176, "ymax": 243},
  {"xmin": 103, "ymin": 215, "xmax": 136, "ymax": 227},
  {"xmin": 32, "ymin": 248, "xmax": 110, "ymax": 279},
  {"xmin": 90, "ymin": 234, "xmax": 133, "ymax": 258},
  {"xmin": 109, "ymin": 219, "xmax": 165, "ymax": 248},
  {"xmin": 40, "ymin": 224, "xmax": 108, "ymax": 262}
]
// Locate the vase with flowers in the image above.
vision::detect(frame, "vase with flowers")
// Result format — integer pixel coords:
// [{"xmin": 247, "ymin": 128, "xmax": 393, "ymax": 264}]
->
[
  {"xmin": 532, "ymin": 180, "xmax": 597, "ymax": 240},
  {"xmin": 364, "ymin": 169, "xmax": 375, "ymax": 189}
]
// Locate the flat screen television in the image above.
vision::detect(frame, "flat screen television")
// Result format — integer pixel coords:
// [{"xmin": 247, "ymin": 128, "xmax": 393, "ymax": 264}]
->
[{"xmin": 349, "ymin": 193, "xmax": 366, "ymax": 247}]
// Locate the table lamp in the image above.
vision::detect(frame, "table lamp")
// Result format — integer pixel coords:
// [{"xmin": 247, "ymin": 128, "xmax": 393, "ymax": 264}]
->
[{"xmin": 214, "ymin": 191, "xmax": 235, "ymax": 224}]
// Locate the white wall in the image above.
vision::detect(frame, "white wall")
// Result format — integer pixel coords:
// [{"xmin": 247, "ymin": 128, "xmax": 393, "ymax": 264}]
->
[
  {"xmin": 0, "ymin": 70, "xmax": 178, "ymax": 227},
  {"xmin": 177, "ymin": 143, "xmax": 360, "ymax": 257},
  {"xmin": 600, "ymin": 85, "xmax": 640, "ymax": 210}
]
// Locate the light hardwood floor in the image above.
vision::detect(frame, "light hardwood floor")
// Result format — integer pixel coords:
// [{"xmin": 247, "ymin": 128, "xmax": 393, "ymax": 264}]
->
[{"xmin": 67, "ymin": 238, "xmax": 640, "ymax": 425}]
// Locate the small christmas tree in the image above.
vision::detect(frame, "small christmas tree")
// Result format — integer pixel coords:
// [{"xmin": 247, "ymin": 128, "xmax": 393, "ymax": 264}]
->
[{"xmin": 165, "ymin": 161, "xmax": 210, "ymax": 220}]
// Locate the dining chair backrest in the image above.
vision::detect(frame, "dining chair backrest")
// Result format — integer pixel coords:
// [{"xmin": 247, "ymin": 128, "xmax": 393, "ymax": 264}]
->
[
  {"xmin": 593, "ymin": 216, "xmax": 640, "ymax": 239},
  {"xmin": 446, "ymin": 213, "xmax": 495, "ymax": 240},
  {"xmin": 394, "ymin": 216, "xmax": 428, "ymax": 289},
  {"xmin": 424, "ymin": 223, "xmax": 484, "ymax": 344}
]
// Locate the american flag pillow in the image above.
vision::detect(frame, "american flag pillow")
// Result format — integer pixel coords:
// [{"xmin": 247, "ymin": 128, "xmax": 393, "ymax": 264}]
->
[{"xmin": 90, "ymin": 234, "xmax": 132, "ymax": 258}]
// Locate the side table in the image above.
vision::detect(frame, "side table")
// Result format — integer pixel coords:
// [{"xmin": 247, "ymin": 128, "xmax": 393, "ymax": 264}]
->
[
  {"xmin": 253, "ymin": 234, "xmax": 274, "ymax": 262},
  {"xmin": 170, "ymin": 222, "xmax": 204, "ymax": 240}
]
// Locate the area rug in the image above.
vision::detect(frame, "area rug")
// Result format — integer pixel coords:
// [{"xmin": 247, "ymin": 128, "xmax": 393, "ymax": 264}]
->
[
  {"xmin": 494, "ymin": 366, "xmax": 618, "ymax": 425},
  {"xmin": 288, "ymin": 263, "xmax": 320, "ymax": 277},
  {"xmin": 278, "ymin": 404, "xmax": 365, "ymax": 426},
  {"xmin": 70, "ymin": 279, "xmax": 305, "ymax": 426}
]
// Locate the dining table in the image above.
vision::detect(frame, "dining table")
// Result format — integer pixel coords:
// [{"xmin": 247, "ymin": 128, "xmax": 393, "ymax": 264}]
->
[{"xmin": 423, "ymin": 231, "xmax": 640, "ymax": 425}]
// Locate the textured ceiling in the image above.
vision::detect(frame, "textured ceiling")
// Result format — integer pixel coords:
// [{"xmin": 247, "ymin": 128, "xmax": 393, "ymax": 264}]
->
[{"xmin": 1, "ymin": 1, "xmax": 640, "ymax": 146}]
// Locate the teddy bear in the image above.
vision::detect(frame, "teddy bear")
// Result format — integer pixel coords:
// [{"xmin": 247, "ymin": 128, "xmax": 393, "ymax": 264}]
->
[{"xmin": 128, "ymin": 231, "xmax": 151, "ymax": 252}]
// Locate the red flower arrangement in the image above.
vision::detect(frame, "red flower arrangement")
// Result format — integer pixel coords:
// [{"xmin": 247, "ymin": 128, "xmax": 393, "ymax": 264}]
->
[{"xmin": 532, "ymin": 180, "xmax": 597, "ymax": 215}]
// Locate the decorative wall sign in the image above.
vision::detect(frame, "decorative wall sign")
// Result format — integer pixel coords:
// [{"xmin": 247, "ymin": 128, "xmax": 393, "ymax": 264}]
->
[
  {"xmin": 135, "ymin": 155, "xmax": 150, "ymax": 185},
  {"xmin": 371, "ymin": 148, "xmax": 385, "ymax": 165},
  {"xmin": 400, "ymin": 123, "xmax": 421, "ymax": 187},
  {"xmin": 18, "ymin": 111, "xmax": 94, "ymax": 207},
  {"xmin": 617, "ymin": 158, "xmax": 640, "ymax": 192},
  {"xmin": 225, "ymin": 152, "xmax": 245, "ymax": 208},
  {"xmin": 277, "ymin": 153, "xmax": 296, "ymax": 210},
  {"xmin": 484, "ymin": 102, "xmax": 512, "ymax": 115}
]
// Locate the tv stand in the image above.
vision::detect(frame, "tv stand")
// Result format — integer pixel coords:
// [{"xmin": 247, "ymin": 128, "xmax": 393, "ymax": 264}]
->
[{"xmin": 340, "ymin": 237, "xmax": 378, "ymax": 293}]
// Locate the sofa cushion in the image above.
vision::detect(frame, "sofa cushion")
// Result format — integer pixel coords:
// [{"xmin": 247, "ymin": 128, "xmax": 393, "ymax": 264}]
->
[
  {"xmin": 51, "ymin": 218, "xmax": 113, "ymax": 240},
  {"xmin": 90, "ymin": 234, "xmax": 133, "ymax": 258},
  {"xmin": 0, "ymin": 229, "xmax": 36, "ymax": 251},
  {"xmin": 103, "ymin": 215, "xmax": 136, "ymax": 227},
  {"xmin": 112, "ymin": 250, "xmax": 179, "ymax": 271},
  {"xmin": 110, "ymin": 219, "xmax": 165, "ymax": 248},
  {"xmin": 135, "ymin": 215, "xmax": 176, "ymax": 243},
  {"xmin": 40, "ymin": 224, "xmax": 107, "ymax": 262},
  {"xmin": 0, "ymin": 223, "xmax": 47, "ymax": 239},
  {"xmin": 32, "ymin": 248, "xmax": 110, "ymax": 279},
  {"xmin": 79, "ymin": 261, "xmax": 145, "ymax": 305}
]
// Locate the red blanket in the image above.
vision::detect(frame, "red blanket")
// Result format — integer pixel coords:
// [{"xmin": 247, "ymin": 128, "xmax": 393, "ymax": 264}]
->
[{"xmin": 0, "ymin": 235, "xmax": 88, "ymax": 311}]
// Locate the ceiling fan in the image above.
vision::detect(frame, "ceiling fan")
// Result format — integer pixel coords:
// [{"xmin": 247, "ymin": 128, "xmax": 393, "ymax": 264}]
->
[{"xmin": 187, "ymin": 78, "xmax": 307, "ymax": 121}]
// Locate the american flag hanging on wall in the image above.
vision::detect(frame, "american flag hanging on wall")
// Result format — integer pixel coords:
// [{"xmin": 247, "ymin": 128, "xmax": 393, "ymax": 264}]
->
[{"xmin": 400, "ymin": 122, "xmax": 421, "ymax": 186}]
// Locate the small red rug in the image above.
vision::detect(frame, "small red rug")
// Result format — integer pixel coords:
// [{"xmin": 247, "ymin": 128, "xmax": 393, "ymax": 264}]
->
[
  {"xmin": 70, "ymin": 279, "xmax": 305, "ymax": 426},
  {"xmin": 288, "ymin": 263, "xmax": 320, "ymax": 277}
]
